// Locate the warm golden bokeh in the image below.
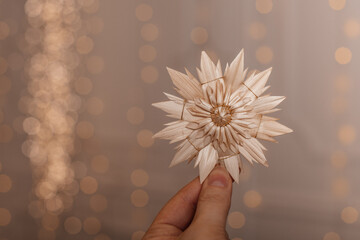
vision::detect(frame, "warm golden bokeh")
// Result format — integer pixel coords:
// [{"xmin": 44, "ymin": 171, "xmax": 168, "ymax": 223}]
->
[
  {"xmin": 74, "ymin": 77, "xmax": 93, "ymax": 95},
  {"xmin": 0, "ymin": 174, "xmax": 12, "ymax": 193},
  {"xmin": 131, "ymin": 169, "xmax": 149, "ymax": 187},
  {"xmin": 341, "ymin": 206, "xmax": 358, "ymax": 224},
  {"xmin": 0, "ymin": 208, "xmax": 11, "ymax": 226},
  {"xmin": 86, "ymin": 97, "xmax": 104, "ymax": 115},
  {"xmin": 76, "ymin": 121, "xmax": 95, "ymax": 139},
  {"xmin": 248, "ymin": 22, "xmax": 267, "ymax": 40},
  {"xmin": 0, "ymin": 124, "xmax": 14, "ymax": 143},
  {"xmin": 86, "ymin": 56, "xmax": 105, "ymax": 74},
  {"xmin": 228, "ymin": 211, "xmax": 246, "ymax": 229},
  {"xmin": 0, "ymin": 21, "xmax": 10, "ymax": 40},
  {"xmin": 329, "ymin": 0, "xmax": 346, "ymax": 11},
  {"xmin": 141, "ymin": 23, "xmax": 159, "ymax": 42},
  {"xmin": 91, "ymin": 155, "xmax": 109, "ymax": 174},
  {"xmin": 0, "ymin": 76, "xmax": 11, "ymax": 95},
  {"xmin": 335, "ymin": 47, "xmax": 352, "ymax": 64},
  {"xmin": 135, "ymin": 4, "xmax": 153, "ymax": 22},
  {"xmin": 138, "ymin": 45, "xmax": 157, "ymax": 63},
  {"xmin": 64, "ymin": 216, "xmax": 82, "ymax": 235},
  {"xmin": 331, "ymin": 151, "xmax": 347, "ymax": 169},
  {"xmin": 191, "ymin": 27, "xmax": 208, "ymax": 45},
  {"xmin": 344, "ymin": 19, "xmax": 360, "ymax": 39},
  {"xmin": 338, "ymin": 124, "xmax": 356, "ymax": 145},
  {"xmin": 141, "ymin": 65, "xmax": 159, "ymax": 84},
  {"xmin": 0, "ymin": 57, "xmax": 8, "ymax": 74},
  {"xmin": 80, "ymin": 176, "xmax": 98, "ymax": 195},
  {"xmin": 90, "ymin": 194, "xmax": 108, "ymax": 213},
  {"xmin": 256, "ymin": 45, "xmax": 273, "ymax": 64},
  {"xmin": 243, "ymin": 190, "xmax": 262, "ymax": 208},
  {"xmin": 256, "ymin": 0, "xmax": 273, "ymax": 14},
  {"xmin": 332, "ymin": 177, "xmax": 349, "ymax": 198},
  {"xmin": 76, "ymin": 35, "xmax": 94, "ymax": 55},
  {"xmin": 323, "ymin": 232, "xmax": 340, "ymax": 240},
  {"xmin": 137, "ymin": 129, "xmax": 154, "ymax": 148},
  {"xmin": 131, "ymin": 189, "xmax": 149, "ymax": 207},
  {"xmin": 83, "ymin": 217, "xmax": 101, "ymax": 235}
]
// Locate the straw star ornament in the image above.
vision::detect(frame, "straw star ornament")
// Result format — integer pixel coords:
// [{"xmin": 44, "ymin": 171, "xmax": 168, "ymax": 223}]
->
[{"xmin": 153, "ymin": 50, "xmax": 292, "ymax": 183}]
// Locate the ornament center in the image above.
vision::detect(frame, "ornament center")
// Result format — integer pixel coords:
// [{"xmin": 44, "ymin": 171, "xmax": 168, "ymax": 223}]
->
[{"xmin": 211, "ymin": 106, "xmax": 232, "ymax": 127}]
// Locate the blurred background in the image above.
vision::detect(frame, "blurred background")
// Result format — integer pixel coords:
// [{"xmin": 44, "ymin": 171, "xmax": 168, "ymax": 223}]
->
[{"xmin": 0, "ymin": 0, "xmax": 359, "ymax": 239}]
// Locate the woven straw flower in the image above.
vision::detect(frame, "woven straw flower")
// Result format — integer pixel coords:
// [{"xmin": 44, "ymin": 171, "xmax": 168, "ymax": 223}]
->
[{"xmin": 153, "ymin": 50, "xmax": 292, "ymax": 183}]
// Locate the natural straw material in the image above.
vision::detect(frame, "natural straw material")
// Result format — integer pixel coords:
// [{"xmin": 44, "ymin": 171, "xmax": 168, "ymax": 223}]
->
[{"xmin": 153, "ymin": 50, "xmax": 292, "ymax": 183}]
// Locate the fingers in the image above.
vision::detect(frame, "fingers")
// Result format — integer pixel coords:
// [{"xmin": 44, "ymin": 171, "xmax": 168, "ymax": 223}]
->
[
  {"xmin": 149, "ymin": 177, "xmax": 202, "ymax": 231},
  {"xmin": 192, "ymin": 165, "xmax": 233, "ymax": 229}
]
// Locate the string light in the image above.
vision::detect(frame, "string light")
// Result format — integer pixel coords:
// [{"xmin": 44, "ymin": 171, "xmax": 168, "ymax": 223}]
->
[{"xmin": 23, "ymin": 0, "xmax": 84, "ymax": 222}]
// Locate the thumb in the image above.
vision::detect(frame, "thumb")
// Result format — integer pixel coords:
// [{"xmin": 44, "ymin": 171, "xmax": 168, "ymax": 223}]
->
[{"xmin": 193, "ymin": 165, "xmax": 233, "ymax": 229}]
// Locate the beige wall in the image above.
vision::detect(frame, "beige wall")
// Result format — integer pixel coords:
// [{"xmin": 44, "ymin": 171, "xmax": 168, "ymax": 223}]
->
[{"xmin": 0, "ymin": 0, "xmax": 359, "ymax": 239}]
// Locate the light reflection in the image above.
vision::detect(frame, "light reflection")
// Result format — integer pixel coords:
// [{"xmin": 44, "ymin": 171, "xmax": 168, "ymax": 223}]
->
[{"xmin": 23, "ymin": 0, "xmax": 84, "ymax": 222}]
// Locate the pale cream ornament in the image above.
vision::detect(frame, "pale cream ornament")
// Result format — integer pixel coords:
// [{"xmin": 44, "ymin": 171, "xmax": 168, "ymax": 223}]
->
[{"xmin": 153, "ymin": 49, "xmax": 292, "ymax": 183}]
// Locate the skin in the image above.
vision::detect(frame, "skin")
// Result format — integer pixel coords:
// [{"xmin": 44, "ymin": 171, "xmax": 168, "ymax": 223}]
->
[{"xmin": 143, "ymin": 166, "xmax": 233, "ymax": 240}]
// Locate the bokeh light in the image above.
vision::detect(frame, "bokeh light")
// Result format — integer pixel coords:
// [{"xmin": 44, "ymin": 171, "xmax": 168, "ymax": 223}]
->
[
  {"xmin": 0, "ymin": 76, "xmax": 11, "ymax": 95},
  {"xmin": 0, "ymin": 21, "xmax": 10, "ymax": 40},
  {"xmin": 131, "ymin": 189, "xmax": 149, "ymax": 207},
  {"xmin": 256, "ymin": 0, "xmax": 273, "ymax": 14},
  {"xmin": 127, "ymin": 107, "xmax": 145, "ymax": 125},
  {"xmin": 76, "ymin": 121, "xmax": 95, "ymax": 139},
  {"xmin": 135, "ymin": 4, "xmax": 153, "ymax": 22},
  {"xmin": 86, "ymin": 97, "xmax": 104, "ymax": 115},
  {"xmin": 329, "ymin": 0, "xmax": 346, "ymax": 11},
  {"xmin": 38, "ymin": 228, "xmax": 55, "ymax": 240},
  {"xmin": 91, "ymin": 155, "xmax": 109, "ymax": 174},
  {"xmin": 74, "ymin": 77, "xmax": 93, "ymax": 95},
  {"xmin": 83, "ymin": 217, "xmax": 101, "ymax": 235},
  {"xmin": 323, "ymin": 232, "xmax": 340, "ymax": 240},
  {"xmin": 344, "ymin": 19, "xmax": 360, "ymax": 39},
  {"xmin": 243, "ymin": 190, "xmax": 262, "ymax": 208},
  {"xmin": 41, "ymin": 214, "xmax": 59, "ymax": 231},
  {"xmin": 90, "ymin": 194, "xmax": 108, "ymax": 213},
  {"xmin": 137, "ymin": 129, "xmax": 154, "ymax": 148},
  {"xmin": 256, "ymin": 45, "xmax": 273, "ymax": 64},
  {"xmin": 86, "ymin": 56, "xmax": 105, "ymax": 74},
  {"xmin": 190, "ymin": 27, "xmax": 208, "ymax": 45},
  {"xmin": 80, "ymin": 176, "xmax": 98, "ymax": 195},
  {"xmin": 335, "ymin": 47, "xmax": 352, "ymax": 64},
  {"xmin": 341, "ymin": 206, "xmax": 358, "ymax": 224},
  {"xmin": 141, "ymin": 23, "xmax": 159, "ymax": 42},
  {"xmin": 0, "ymin": 125, "xmax": 14, "ymax": 143},
  {"xmin": 331, "ymin": 151, "xmax": 347, "ymax": 169},
  {"xmin": 64, "ymin": 216, "xmax": 82, "ymax": 235},
  {"xmin": 228, "ymin": 211, "xmax": 246, "ymax": 229},
  {"xmin": 0, "ymin": 57, "xmax": 8, "ymax": 74},
  {"xmin": 334, "ymin": 75, "xmax": 350, "ymax": 93},
  {"xmin": 338, "ymin": 124, "xmax": 356, "ymax": 145},
  {"xmin": 131, "ymin": 169, "xmax": 149, "ymax": 187},
  {"xmin": 332, "ymin": 177, "xmax": 349, "ymax": 198},
  {"xmin": 248, "ymin": 22, "xmax": 267, "ymax": 40},
  {"xmin": 141, "ymin": 65, "xmax": 159, "ymax": 84},
  {"xmin": 76, "ymin": 35, "xmax": 94, "ymax": 54},
  {"xmin": 0, "ymin": 208, "xmax": 11, "ymax": 226},
  {"xmin": 0, "ymin": 174, "xmax": 12, "ymax": 193},
  {"xmin": 138, "ymin": 45, "xmax": 157, "ymax": 63}
]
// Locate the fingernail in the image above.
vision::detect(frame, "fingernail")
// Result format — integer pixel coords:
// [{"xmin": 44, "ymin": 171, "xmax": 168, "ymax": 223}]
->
[{"xmin": 208, "ymin": 169, "xmax": 228, "ymax": 188}]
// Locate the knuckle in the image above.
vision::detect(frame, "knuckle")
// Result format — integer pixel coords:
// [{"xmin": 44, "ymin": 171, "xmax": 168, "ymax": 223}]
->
[{"xmin": 199, "ymin": 190, "xmax": 229, "ymax": 204}]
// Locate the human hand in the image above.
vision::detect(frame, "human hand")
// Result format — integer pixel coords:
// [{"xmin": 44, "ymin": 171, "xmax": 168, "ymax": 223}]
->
[{"xmin": 143, "ymin": 165, "xmax": 233, "ymax": 240}]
